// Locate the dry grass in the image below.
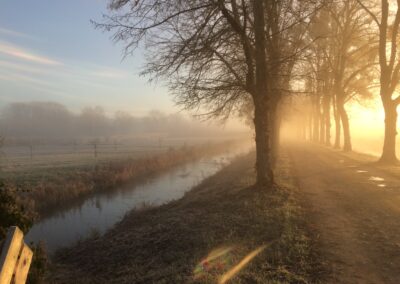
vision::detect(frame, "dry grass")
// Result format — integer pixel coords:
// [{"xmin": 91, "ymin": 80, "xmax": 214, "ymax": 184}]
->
[
  {"xmin": 49, "ymin": 151, "xmax": 321, "ymax": 283},
  {"xmin": 12, "ymin": 141, "xmax": 240, "ymax": 216}
]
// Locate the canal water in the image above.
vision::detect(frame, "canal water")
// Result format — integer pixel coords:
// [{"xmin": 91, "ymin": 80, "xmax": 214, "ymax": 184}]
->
[{"xmin": 26, "ymin": 145, "xmax": 251, "ymax": 253}]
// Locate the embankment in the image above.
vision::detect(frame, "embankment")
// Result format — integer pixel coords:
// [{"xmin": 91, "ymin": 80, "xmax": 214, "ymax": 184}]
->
[{"xmin": 50, "ymin": 150, "xmax": 322, "ymax": 283}]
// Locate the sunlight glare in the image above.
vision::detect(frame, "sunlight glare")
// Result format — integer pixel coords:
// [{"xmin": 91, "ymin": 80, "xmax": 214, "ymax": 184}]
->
[{"xmin": 218, "ymin": 245, "xmax": 266, "ymax": 284}]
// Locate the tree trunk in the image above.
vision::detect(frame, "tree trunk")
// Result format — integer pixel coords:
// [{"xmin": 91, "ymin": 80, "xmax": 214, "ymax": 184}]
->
[
  {"xmin": 302, "ymin": 117, "xmax": 307, "ymax": 140},
  {"xmin": 253, "ymin": 97, "xmax": 273, "ymax": 186},
  {"xmin": 308, "ymin": 112, "xmax": 313, "ymax": 141},
  {"xmin": 337, "ymin": 96, "xmax": 352, "ymax": 151},
  {"xmin": 320, "ymin": 104, "xmax": 325, "ymax": 144},
  {"xmin": 323, "ymin": 94, "xmax": 331, "ymax": 146},
  {"xmin": 333, "ymin": 94, "xmax": 341, "ymax": 149},
  {"xmin": 253, "ymin": 0, "xmax": 273, "ymax": 186},
  {"xmin": 312, "ymin": 96, "xmax": 320, "ymax": 142},
  {"xmin": 380, "ymin": 100, "xmax": 398, "ymax": 163},
  {"xmin": 270, "ymin": 98, "xmax": 281, "ymax": 167}
]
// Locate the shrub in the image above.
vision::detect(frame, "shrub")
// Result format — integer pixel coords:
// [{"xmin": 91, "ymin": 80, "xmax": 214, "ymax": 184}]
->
[
  {"xmin": 0, "ymin": 181, "xmax": 47, "ymax": 284},
  {"xmin": 0, "ymin": 181, "xmax": 32, "ymax": 238}
]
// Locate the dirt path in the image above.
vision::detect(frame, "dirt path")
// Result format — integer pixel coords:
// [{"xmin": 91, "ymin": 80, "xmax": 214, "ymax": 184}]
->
[{"xmin": 289, "ymin": 144, "xmax": 400, "ymax": 283}]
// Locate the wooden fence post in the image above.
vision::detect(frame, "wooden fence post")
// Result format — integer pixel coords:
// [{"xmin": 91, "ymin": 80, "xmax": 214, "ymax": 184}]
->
[{"xmin": 0, "ymin": 226, "xmax": 33, "ymax": 284}]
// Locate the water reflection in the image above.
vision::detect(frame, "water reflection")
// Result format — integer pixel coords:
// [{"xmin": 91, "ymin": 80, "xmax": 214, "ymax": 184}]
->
[{"xmin": 26, "ymin": 147, "xmax": 250, "ymax": 253}]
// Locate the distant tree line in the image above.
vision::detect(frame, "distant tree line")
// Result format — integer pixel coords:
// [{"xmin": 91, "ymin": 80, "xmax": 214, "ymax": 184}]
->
[{"xmin": 0, "ymin": 101, "xmax": 228, "ymax": 143}]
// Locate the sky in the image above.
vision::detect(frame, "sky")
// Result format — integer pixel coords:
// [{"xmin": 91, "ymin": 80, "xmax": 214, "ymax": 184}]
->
[{"xmin": 0, "ymin": 0, "xmax": 175, "ymax": 116}]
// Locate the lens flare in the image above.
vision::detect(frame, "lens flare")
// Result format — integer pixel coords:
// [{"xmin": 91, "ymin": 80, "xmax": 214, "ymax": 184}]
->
[
  {"xmin": 219, "ymin": 245, "xmax": 267, "ymax": 284},
  {"xmin": 193, "ymin": 246, "xmax": 234, "ymax": 280}
]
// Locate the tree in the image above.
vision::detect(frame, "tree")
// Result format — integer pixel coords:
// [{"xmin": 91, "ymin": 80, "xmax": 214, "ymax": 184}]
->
[
  {"xmin": 358, "ymin": 0, "xmax": 400, "ymax": 163},
  {"xmin": 95, "ymin": 1, "xmax": 251, "ymax": 183},
  {"xmin": 327, "ymin": 0, "xmax": 376, "ymax": 152},
  {"xmin": 306, "ymin": 1, "xmax": 377, "ymax": 151},
  {"xmin": 265, "ymin": 0, "xmax": 318, "ymax": 163},
  {"xmin": 95, "ymin": 0, "xmax": 323, "ymax": 185},
  {"xmin": 253, "ymin": 0, "xmax": 273, "ymax": 184}
]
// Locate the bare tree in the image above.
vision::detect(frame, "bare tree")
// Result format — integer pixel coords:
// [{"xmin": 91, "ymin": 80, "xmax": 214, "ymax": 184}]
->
[
  {"xmin": 327, "ymin": 0, "xmax": 377, "ymax": 152},
  {"xmin": 306, "ymin": 1, "xmax": 377, "ymax": 151},
  {"xmin": 357, "ymin": 0, "xmax": 400, "ymax": 163},
  {"xmin": 94, "ymin": 0, "xmax": 263, "ymax": 182},
  {"xmin": 94, "ymin": 0, "xmax": 323, "ymax": 185},
  {"xmin": 265, "ymin": 0, "xmax": 318, "ymax": 163}
]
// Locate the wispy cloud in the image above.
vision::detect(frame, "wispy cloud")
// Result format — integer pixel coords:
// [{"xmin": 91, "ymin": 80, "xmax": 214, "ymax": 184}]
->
[
  {"xmin": 0, "ymin": 59, "xmax": 48, "ymax": 74},
  {"xmin": 0, "ymin": 27, "xmax": 39, "ymax": 41},
  {"xmin": 0, "ymin": 41, "xmax": 62, "ymax": 66},
  {"xmin": 89, "ymin": 68, "xmax": 130, "ymax": 79},
  {"xmin": 0, "ymin": 70, "xmax": 84, "ymax": 102},
  {"xmin": 0, "ymin": 39, "xmax": 140, "ymax": 110},
  {"xmin": 0, "ymin": 70, "xmax": 59, "ymax": 89}
]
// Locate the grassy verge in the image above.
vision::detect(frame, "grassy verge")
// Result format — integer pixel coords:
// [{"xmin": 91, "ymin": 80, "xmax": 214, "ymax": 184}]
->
[
  {"xmin": 10, "ymin": 141, "xmax": 242, "ymax": 216},
  {"xmin": 50, "ymin": 150, "xmax": 321, "ymax": 283}
]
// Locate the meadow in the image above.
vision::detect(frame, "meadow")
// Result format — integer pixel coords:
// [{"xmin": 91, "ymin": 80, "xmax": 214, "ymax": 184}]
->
[{"xmin": 0, "ymin": 137, "xmax": 242, "ymax": 216}]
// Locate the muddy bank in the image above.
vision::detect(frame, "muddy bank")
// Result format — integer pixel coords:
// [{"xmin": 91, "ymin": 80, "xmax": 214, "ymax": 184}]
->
[{"xmin": 49, "ymin": 151, "xmax": 321, "ymax": 283}]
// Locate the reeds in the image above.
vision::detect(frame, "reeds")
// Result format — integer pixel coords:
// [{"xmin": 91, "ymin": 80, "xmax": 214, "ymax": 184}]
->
[{"xmin": 18, "ymin": 141, "xmax": 239, "ymax": 216}]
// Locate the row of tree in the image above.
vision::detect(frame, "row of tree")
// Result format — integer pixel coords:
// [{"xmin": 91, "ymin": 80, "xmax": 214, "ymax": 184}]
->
[
  {"xmin": 293, "ymin": 0, "xmax": 376, "ymax": 151},
  {"xmin": 298, "ymin": 0, "xmax": 400, "ymax": 165},
  {"xmin": 97, "ymin": 0, "xmax": 400, "ymax": 186}
]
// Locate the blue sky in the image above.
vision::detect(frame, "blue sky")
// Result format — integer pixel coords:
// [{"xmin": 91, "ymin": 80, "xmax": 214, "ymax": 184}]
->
[{"xmin": 0, "ymin": 0, "xmax": 175, "ymax": 116}]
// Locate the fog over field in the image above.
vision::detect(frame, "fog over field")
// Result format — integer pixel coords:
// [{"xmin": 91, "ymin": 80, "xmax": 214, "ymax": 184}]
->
[{"xmin": 0, "ymin": 101, "xmax": 246, "ymax": 144}]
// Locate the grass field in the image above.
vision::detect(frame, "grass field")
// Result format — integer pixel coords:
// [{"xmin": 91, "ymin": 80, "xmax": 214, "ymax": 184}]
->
[
  {"xmin": 0, "ymin": 137, "xmax": 247, "ymax": 216},
  {"xmin": 0, "ymin": 137, "xmax": 230, "ymax": 185}
]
